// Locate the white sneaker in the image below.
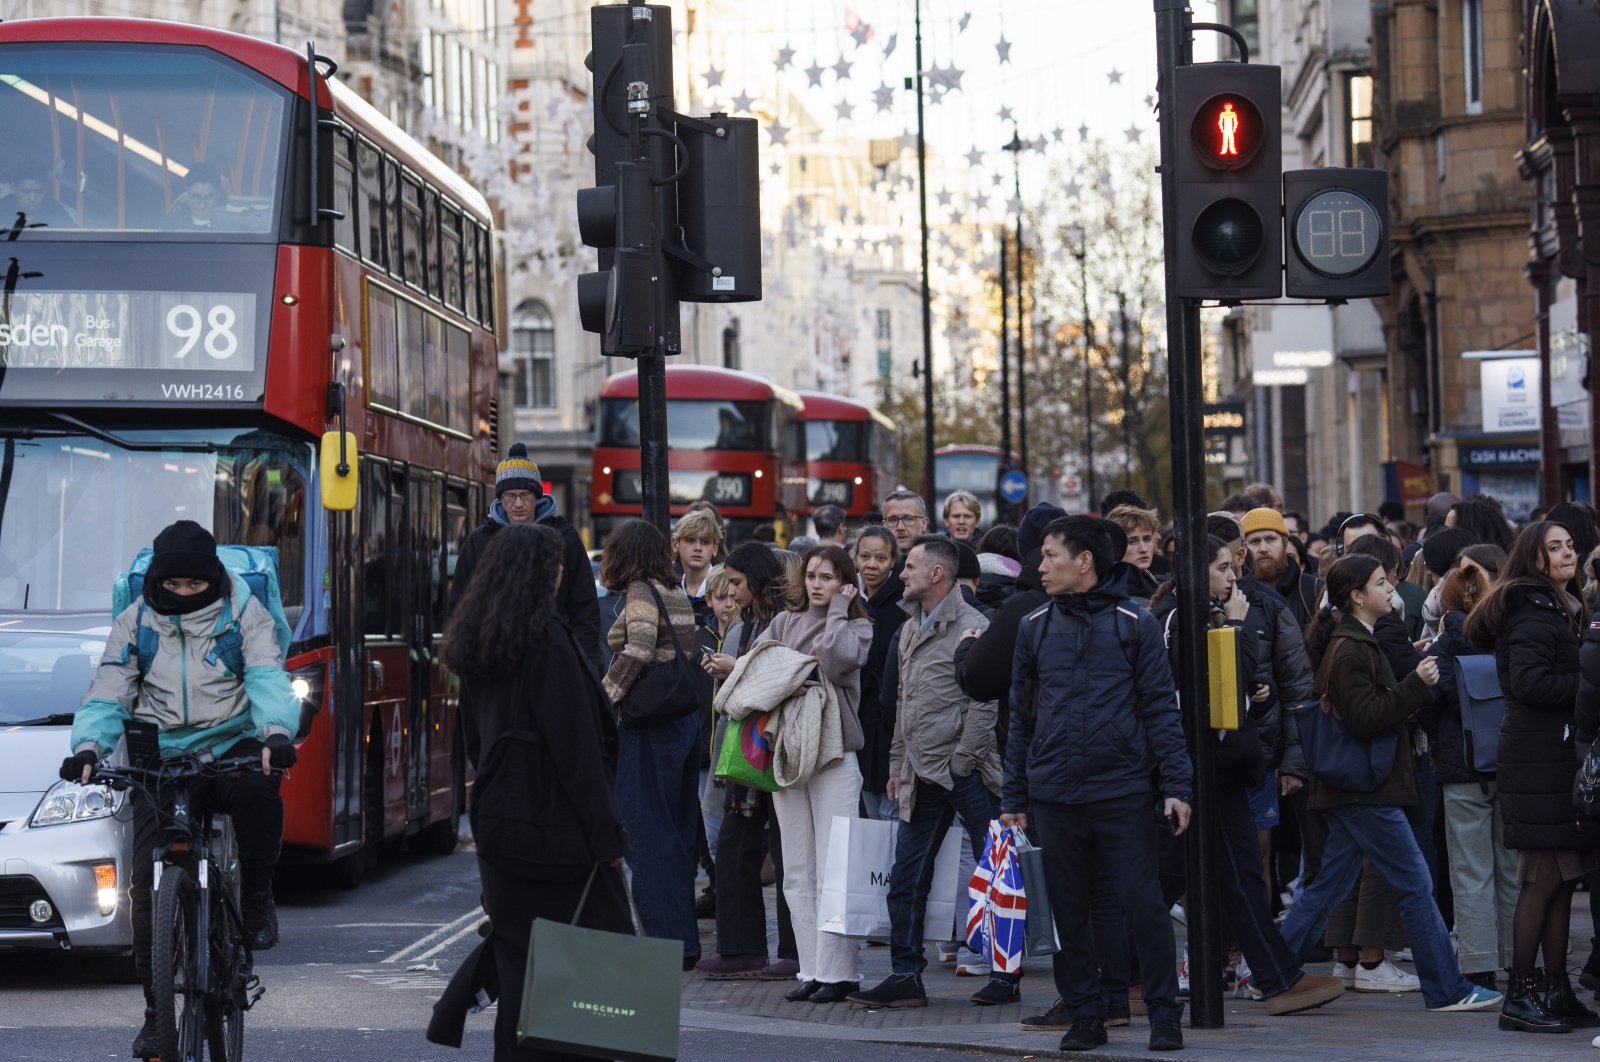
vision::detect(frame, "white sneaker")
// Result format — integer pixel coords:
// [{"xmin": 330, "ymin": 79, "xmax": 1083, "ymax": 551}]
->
[
  {"xmin": 1233, "ymin": 954, "xmax": 1261, "ymax": 1000},
  {"xmin": 935, "ymin": 941, "xmax": 959, "ymax": 963},
  {"xmin": 956, "ymin": 954, "xmax": 992, "ymax": 977},
  {"xmin": 1393, "ymin": 947, "xmax": 1414, "ymax": 963},
  {"xmin": 1354, "ymin": 958, "xmax": 1421, "ymax": 993},
  {"xmin": 1170, "ymin": 902, "xmax": 1188, "ymax": 927},
  {"xmin": 1331, "ymin": 961, "xmax": 1356, "ymax": 988}
]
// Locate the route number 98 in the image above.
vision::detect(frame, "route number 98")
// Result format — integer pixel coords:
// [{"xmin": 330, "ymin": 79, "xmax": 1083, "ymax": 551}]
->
[{"xmin": 167, "ymin": 303, "xmax": 240, "ymax": 361}]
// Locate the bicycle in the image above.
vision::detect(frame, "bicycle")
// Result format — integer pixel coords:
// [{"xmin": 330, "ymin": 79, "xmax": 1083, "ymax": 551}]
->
[{"xmin": 96, "ymin": 749, "xmax": 276, "ymax": 1062}]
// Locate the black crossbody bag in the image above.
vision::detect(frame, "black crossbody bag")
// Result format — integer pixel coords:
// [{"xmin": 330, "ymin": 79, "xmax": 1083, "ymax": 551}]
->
[{"xmin": 616, "ymin": 583, "xmax": 711, "ymax": 728}]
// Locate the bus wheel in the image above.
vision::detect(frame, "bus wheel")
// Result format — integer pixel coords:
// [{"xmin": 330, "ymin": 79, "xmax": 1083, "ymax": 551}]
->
[{"xmin": 411, "ymin": 730, "xmax": 463, "ymax": 856}]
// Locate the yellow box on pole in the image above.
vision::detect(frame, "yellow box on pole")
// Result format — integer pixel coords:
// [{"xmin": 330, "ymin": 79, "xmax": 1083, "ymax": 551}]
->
[{"xmin": 1207, "ymin": 626, "xmax": 1242, "ymax": 731}]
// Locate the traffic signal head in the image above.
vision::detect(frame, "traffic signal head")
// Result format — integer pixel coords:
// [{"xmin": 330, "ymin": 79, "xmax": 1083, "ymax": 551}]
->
[
  {"xmin": 578, "ymin": 160, "xmax": 656, "ymax": 355},
  {"xmin": 1283, "ymin": 168, "xmax": 1389, "ymax": 299},
  {"xmin": 1174, "ymin": 63, "xmax": 1283, "ymax": 301},
  {"xmin": 676, "ymin": 115, "xmax": 762, "ymax": 303}
]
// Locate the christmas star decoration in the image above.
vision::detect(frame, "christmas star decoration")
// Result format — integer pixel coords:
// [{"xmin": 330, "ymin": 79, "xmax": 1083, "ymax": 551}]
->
[
  {"xmin": 936, "ymin": 190, "xmax": 953, "ymax": 206},
  {"xmin": 703, "ymin": 66, "xmax": 724, "ymax": 88},
  {"xmin": 991, "ymin": 172, "xmax": 1005, "ymax": 187},
  {"xmin": 972, "ymin": 192, "xmax": 989, "ymax": 211},
  {"xmin": 769, "ymin": 161, "xmax": 783, "ymax": 176},
  {"xmin": 883, "ymin": 33, "xmax": 898, "ymax": 59},
  {"xmin": 1006, "ymin": 196, "xmax": 1023, "ymax": 215},
  {"xmin": 855, "ymin": 235, "xmax": 869, "ymax": 250},
  {"xmin": 1051, "ymin": 126, "xmax": 1065, "ymax": 143},
  {"xmin": 965, "ymin": 146, "xmax": 985, "ymax": 167},
  {"xmin": 998, "ymin": 105, "xmax": 1014, "ymax": 123},
  {"xmin": 1107, "ymin": 68, "xmax": 1123, "ymax": 85},
  {"xmin": 835, "ymin": 99, "xmax": 855, "ymax": 121},
  {"xmin": 1123, "ymin": 123, "xmax": 1142, "ymax": 143},
  {"xmin": 948, "ymin": 208, "xmax": 964, "ymax": 225},
  {"xmin": 731, "ymin": 90, "xmax": 755, "ymax": 113},
  {"xmin": 775, "ymin": 45, "xmax": 796, "ymax": 71},
  {"xmin": 1145, "ymin": 93, "xmax": 1156, "ymax": 109},
  {"xmin": 899, "ymin": 130, "xmax": 919, "ymax": 151},
  {"xmin": 1031, "ymin": 136, "xmax": 1050, "ymax": 153},
  {"xmin": 850, "ymin": 19, "xmax": 874, "ymax": 47},
  {"xmin": 767, "ymin": 119, "xmax": 790, "ymax": 146},
  {"xmin": 1078, "ymin": 122, "xmax": 1090, "ymax": 142},
  {"xmin": 995, "ymin": 36, "xmax": 1012, "ymax": 63},
  {"xmin": 805, "ymin": 62, "xmax": 826, "ymax": 87},
  {"xmin": 832, "ymin": 56, "xmax": 854, "ymax": 81},
  {"xmin": 959, "ymin": 12, "xmax": 972, "ymax": 32},
  {"xmin": 1063, "ymin": 180, "xmax": 1082, "ymax": 199},
  {"xmin": 853, "ymin": 213, "xmax": 866, "ymax": 226},
  {"xmin": 873, "ymin": 83, "xmax": 896, "ymax": 112}
]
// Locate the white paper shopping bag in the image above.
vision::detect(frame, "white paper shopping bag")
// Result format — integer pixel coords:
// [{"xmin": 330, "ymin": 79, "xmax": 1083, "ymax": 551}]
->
[{"xmin": 818, "ymin": 816, "xmax": 965, "ymax": 939}]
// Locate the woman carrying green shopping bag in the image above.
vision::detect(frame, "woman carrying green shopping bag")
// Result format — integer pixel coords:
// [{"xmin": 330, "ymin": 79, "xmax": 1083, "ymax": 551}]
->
[{"xmin": 443, "ymin": 523, "xmax": 633, "ymax": 1061}]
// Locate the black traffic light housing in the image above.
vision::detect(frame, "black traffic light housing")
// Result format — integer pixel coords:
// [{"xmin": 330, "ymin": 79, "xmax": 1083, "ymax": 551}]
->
[
  {"xmin": 578, "ymin": 1, "xmax": 762, "ymax": 358},
  {"xmin": 1283, "ymin": 168, "xmax": 1390, "ymax": 299},
  {"xmin": 1174, "ymin": 62, "xmax": 1283, "ymax": 301}
]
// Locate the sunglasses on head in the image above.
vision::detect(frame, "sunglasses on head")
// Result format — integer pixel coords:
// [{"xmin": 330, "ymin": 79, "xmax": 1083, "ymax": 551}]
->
[{"xmin": 1333, "ymin": 513, "xmax": 1387, "ymax": 557}]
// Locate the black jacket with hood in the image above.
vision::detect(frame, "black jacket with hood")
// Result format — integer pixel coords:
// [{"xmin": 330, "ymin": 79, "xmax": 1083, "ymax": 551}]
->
[
  {"xmin": 955, "ymin": 550, "xmax": 1050, "ymax": 739},
  {"xmin": 1235, "ymin": 576, "xmax": 1313, "ymax": 782},
  {"xmin": 451, "ymin": 494, "xmax": 600, "ymax": 668},
  {"xmin": 858, "ymin": 568, "xmax": 909, "ymax": 794},
  {"xmin": 1492, "ymin": 582, "xmax": 1591, "ymax": 851}
]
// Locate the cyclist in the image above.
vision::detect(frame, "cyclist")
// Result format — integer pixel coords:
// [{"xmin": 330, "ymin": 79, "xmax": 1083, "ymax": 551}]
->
[{"xmin": 59, "ymin": 520, "xmax": 299, "ymax": 1060}]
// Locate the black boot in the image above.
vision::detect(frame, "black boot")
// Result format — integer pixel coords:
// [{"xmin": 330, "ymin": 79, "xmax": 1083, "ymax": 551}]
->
[
  {"xmin": 1498, "ymin": 968, "xmax": 1572, "ymax": 1033},
  {"xmin": 243, "ymin": 890, "xmax": 279, "ymax": 950},
  {"xmin": 131, "ymin": 986, "xmax": 159, "ymax": 1059},
  {"xmin": 1580, "ymin": 940, "xmax": 1600, "ymax": 996},
  {"xmin": 1545, "ymin": 968, "xmax": 1600, "ymax": 1029}
]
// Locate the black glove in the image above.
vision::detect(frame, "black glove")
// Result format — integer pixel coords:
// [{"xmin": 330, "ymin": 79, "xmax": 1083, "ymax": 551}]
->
[
  {"xmin": 60, "ymin": 749, "xmax": 98, "ymax": 782},
  {"xmin": 264, "ymin": 733, "xmax": 297, "ymax": 770}
]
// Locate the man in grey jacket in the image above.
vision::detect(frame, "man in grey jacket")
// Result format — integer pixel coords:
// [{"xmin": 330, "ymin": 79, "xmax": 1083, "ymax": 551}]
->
[{"xmin": 849, "ymin": 535, "xmax": 1015, "ymax": 1009}]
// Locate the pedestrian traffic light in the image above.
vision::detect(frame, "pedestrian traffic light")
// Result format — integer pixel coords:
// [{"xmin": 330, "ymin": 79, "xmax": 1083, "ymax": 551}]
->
[
  {"xmin": 1282, "ymin": 168, "xmax": 1389, "ymax": 300},
  {"xmin": 578, "ymin": 2, "xmax": 680, "ymax": 356},
  {"xmin": 1174, "ymin": 63, "xmax": 1283, "ymax": 301}
]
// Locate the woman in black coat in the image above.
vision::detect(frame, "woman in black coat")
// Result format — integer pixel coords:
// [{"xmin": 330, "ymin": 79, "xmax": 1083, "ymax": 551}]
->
[
  {"xmin": 1466, "ymin": 520, "xmax": 1595, "ymax": 1033},
  {"xmin": 852, "ymin": 526, "xmax": 906, "ymax": 820},
  {"xmin": 443, "ymin": 523, "xmax": 633, "ymax": 1061}
]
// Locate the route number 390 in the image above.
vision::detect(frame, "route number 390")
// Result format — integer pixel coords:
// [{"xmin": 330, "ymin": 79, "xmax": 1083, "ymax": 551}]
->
[{"xmin": 167, "ymin": 303, "xmax": 239, "ymax": 361}]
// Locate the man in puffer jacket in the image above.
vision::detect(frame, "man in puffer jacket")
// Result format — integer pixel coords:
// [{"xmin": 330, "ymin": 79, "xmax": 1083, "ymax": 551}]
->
[
  {"xmin": 1001, "ymin": 516, "xmax": 1193, "ymax": 1053},
  {"xmin": 63, "ymin": 521, "xmax": 300, "ymax": 1060}
]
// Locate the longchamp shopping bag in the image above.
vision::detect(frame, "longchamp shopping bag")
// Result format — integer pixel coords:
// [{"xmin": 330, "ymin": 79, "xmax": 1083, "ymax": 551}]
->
[
  {"xmin": 518, "ymin": 867, "xmax": 681, "ymax": 1061},
  {"xmin": 818, "ymin": 815, "xmax": 964, "ymax": 938},
  {"xmin": 1013, "ymin": 834, "xmax": 1059, "ymax": 958}
]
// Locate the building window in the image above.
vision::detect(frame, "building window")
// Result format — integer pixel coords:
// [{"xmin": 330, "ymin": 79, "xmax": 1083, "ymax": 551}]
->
[
  {"xmin": 1228, "ymin": 0, "xmax": 1259, "ymax": 58},
  {"xmin": 512, "ymin": 300, "xmax": 556, "ymax": 409},
  {"xmin": 1345, "ymin": 74, "xmax": 1373, "ymax": 168},
  {"xmin": 1463, "ymin": 0, "xmax": 1484, "ymax": 114},
  {"xmin": 722, "ymin": 318, "xmax": 741, "ymax": 370}
]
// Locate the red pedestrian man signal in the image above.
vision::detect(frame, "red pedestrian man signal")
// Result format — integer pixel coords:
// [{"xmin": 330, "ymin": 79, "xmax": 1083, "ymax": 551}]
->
[{"xmin": 1217, "ymin": 101, "xmax": 1239, "ymax": 156}]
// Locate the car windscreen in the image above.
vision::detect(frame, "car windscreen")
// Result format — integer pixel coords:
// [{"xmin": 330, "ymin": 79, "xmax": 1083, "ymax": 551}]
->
[{"xmin": 0, "ymin": 630, "xmax": 103, "ymax": 723}]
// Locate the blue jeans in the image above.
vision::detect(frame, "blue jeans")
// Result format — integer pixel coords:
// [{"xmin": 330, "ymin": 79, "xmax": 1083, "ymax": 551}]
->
[
  {"xmin": 887, "ymin": 772, "xmax": 998, "ymax": 976},
  {"xmin": 1280, "ymin": 804, "xmax": 1471, "ymax": 1009},
  {"xmin": 615, "ymin": 712, "xmax": 702, "ymax": 961}
]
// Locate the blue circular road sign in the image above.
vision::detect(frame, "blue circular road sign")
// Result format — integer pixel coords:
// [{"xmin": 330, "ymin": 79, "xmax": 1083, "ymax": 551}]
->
[{"xmin": 999, "ymin": 469, "xmax": 1028, "ymax": 504}]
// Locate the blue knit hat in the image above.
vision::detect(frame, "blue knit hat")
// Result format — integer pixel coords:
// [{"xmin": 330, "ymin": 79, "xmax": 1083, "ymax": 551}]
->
[{"xmin": 495, "ymin": 442, "xmax": 540, "ymax": 498}]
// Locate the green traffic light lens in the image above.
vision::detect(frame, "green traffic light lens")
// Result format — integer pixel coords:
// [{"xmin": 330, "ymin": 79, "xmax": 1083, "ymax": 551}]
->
[{"xmin": 1192, "ymin": 198, "xmax": 1264, "ymax": 274}]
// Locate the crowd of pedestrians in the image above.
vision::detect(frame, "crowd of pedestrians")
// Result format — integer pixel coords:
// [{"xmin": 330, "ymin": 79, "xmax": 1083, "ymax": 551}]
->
[{"xmin": 448, "ymin": 442, "xmax": 1600, "ymax": 1059}]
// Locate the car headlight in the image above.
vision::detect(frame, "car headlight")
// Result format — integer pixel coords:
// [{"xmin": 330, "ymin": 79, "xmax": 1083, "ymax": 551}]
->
[{"xmin": 30, "ymin": 779, "xmax": 123, "ymax": 827}]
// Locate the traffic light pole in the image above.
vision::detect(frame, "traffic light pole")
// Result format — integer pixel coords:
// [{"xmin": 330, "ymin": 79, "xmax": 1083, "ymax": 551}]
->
[
  {"xmin": 914, "ymin": 0, "xmax": 936, "ymax": 515},
  {"xmin": 1155, "ymin": 0, "xmax": 1224, "ymax": 1028}
]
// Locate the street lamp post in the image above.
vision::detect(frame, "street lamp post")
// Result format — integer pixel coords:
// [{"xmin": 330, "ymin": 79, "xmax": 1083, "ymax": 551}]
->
[
  {"xmin": 913, "ymin": 0, "xmax": 936, "ymax": 513},
  {"xmin": 1003, "ymin": 130, "xmax": 1027, "ymax": 488},
  {"xmin": 998, "ymin": 227, "xmax": 1012, "ymax": 476},
  {"xmin": 1069, "ymin": 224, "xmax": 1095, "ymax": 509}
]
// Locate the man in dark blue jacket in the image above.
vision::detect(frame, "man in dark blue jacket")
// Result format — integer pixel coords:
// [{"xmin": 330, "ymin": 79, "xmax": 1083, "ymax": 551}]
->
[{"xmin": 1002, "ymin": 516, "xmax": 1192, "ymax": 1053}]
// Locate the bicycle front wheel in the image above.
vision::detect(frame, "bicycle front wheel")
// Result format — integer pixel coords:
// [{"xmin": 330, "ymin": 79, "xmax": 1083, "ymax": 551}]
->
[{"xmin": 153, "ymin": 866, "xmax": 206, "ymax": 1062}]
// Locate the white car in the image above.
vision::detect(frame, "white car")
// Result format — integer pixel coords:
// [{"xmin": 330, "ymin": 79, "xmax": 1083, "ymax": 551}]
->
[{"xmin": 0, "ymin": 610, "xmax": 136, "ymax": 980}]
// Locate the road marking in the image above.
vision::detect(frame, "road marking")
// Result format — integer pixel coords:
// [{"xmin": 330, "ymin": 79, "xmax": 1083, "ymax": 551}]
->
[
  {"xmin": 399, "ymin": 915, "xmax": 488, "ymax": 965},
  {"xmin": 332, "ymin": 922, "xmax": 440, "ymax": 928},
  {"xmin": 380, "ymin": 906, "xmax": 484, "ymax": 964}
]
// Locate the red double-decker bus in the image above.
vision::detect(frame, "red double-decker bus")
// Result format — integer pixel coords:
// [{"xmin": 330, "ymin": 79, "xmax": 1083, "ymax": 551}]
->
[
  {"xmin": 591, "ymin": 366, "xmax": 805, "ymax": 541},
  {"xmin": 0, "ymin": 18, "xmax": 497, "ymax": 884},
  {"xmin": 796, "ymin": 391, "xmax": 897, "ymax": 523}
]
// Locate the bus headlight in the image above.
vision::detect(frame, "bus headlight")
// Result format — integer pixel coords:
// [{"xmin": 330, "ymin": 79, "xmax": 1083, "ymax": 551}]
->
[{"xmin": 291, "ymin": 676, "xmax": 313, "ymax": 701}]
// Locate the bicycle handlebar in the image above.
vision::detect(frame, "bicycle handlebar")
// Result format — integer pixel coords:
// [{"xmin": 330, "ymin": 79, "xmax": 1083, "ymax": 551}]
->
[{"xmin": 91, "ymin": 753, "xmax": 283, "ymax": 789}]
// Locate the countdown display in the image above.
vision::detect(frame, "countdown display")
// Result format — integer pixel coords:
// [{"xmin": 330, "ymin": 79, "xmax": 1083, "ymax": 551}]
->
[{"xmin": 1290, "ymin": 188, "xmax": 1384, "ymax": 279}]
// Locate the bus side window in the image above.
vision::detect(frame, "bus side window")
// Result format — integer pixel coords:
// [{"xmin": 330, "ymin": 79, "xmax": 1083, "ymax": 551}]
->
[
  {"xmin": 383, "ymin": 157, "xmax": 401, "ymax": 278},
  {"xmin": 423, "ymin": 189, "xmax": 440, "ymax": 302},
  {"xmin": 478, "ymin": 225, "xmax": 495, "ymax": 330},
  {"xmin": 443, "ymin": 482, "xmax": 469, "ymax": 621},
  {"xmin": 400, "ymin": 174, "xmax": 423, "ymax": 292},
  {"xmin": 333, "ymin": 130, "xmax": 357, "ymax": 255},
  {"xmin": 462, "ymin": 223, "xmax": 479, "ymax": 322},
  {"xmin": 441, "ymin": 204, "xmax": 464, "ymax": 312},
  {"xmin": 358, "ymin": 139, "xmax": 384, "ymax": 270},
  {"xmin": 361, "ymin": 461, "xmax": 390, "ymax": 638}
]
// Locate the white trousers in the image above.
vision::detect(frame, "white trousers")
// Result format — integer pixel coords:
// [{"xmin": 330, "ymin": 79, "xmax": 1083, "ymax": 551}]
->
[{"xmin": 772, "ymin": 756, "xmax": 864, "ymax": 984}]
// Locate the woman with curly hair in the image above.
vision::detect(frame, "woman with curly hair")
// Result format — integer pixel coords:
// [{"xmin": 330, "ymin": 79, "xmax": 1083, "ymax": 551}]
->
[
  {"xmin": 443, "ymin": 523, "xmax": 631, "ymax": 1061},
  {"xmin": 600, "ymin": 518, "xmax": 703, "ymax": 971}
]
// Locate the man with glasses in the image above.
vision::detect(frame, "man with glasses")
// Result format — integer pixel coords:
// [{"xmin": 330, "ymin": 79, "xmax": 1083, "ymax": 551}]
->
[
  {"xmin": 882, "ymin": 490, "xmax": 930, "ymax": 556},
  {"xmin": 449, "ymin": 442, "xmax": 600, "ymax": 666},
  {"xmin": 169, "ymin": 163, "xmax": 230, "ymax": 230}
]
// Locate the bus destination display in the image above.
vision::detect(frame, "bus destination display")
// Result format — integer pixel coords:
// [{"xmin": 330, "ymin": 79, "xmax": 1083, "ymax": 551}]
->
[{"xmin": 0, "ymin": 290, "xmax": 259, "ymax": 400}]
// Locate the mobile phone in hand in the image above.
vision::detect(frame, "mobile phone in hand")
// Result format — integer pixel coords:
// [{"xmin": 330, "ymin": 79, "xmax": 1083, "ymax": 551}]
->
[{"xmin": 1167, "ymin": 811, "xmax": 1180, "ymax": 835}]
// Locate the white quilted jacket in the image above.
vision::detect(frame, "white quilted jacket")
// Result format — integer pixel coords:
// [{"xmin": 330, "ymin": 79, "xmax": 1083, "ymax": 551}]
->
[{"xmin": 715, "ymin": 640, "xmax": 844, "ymax": 788}]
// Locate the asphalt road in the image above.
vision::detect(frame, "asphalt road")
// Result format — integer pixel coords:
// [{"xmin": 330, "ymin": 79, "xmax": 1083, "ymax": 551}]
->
[{"xmin": 0, "ymin": 832, "xmax": 1007, "ymax": 1062}]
